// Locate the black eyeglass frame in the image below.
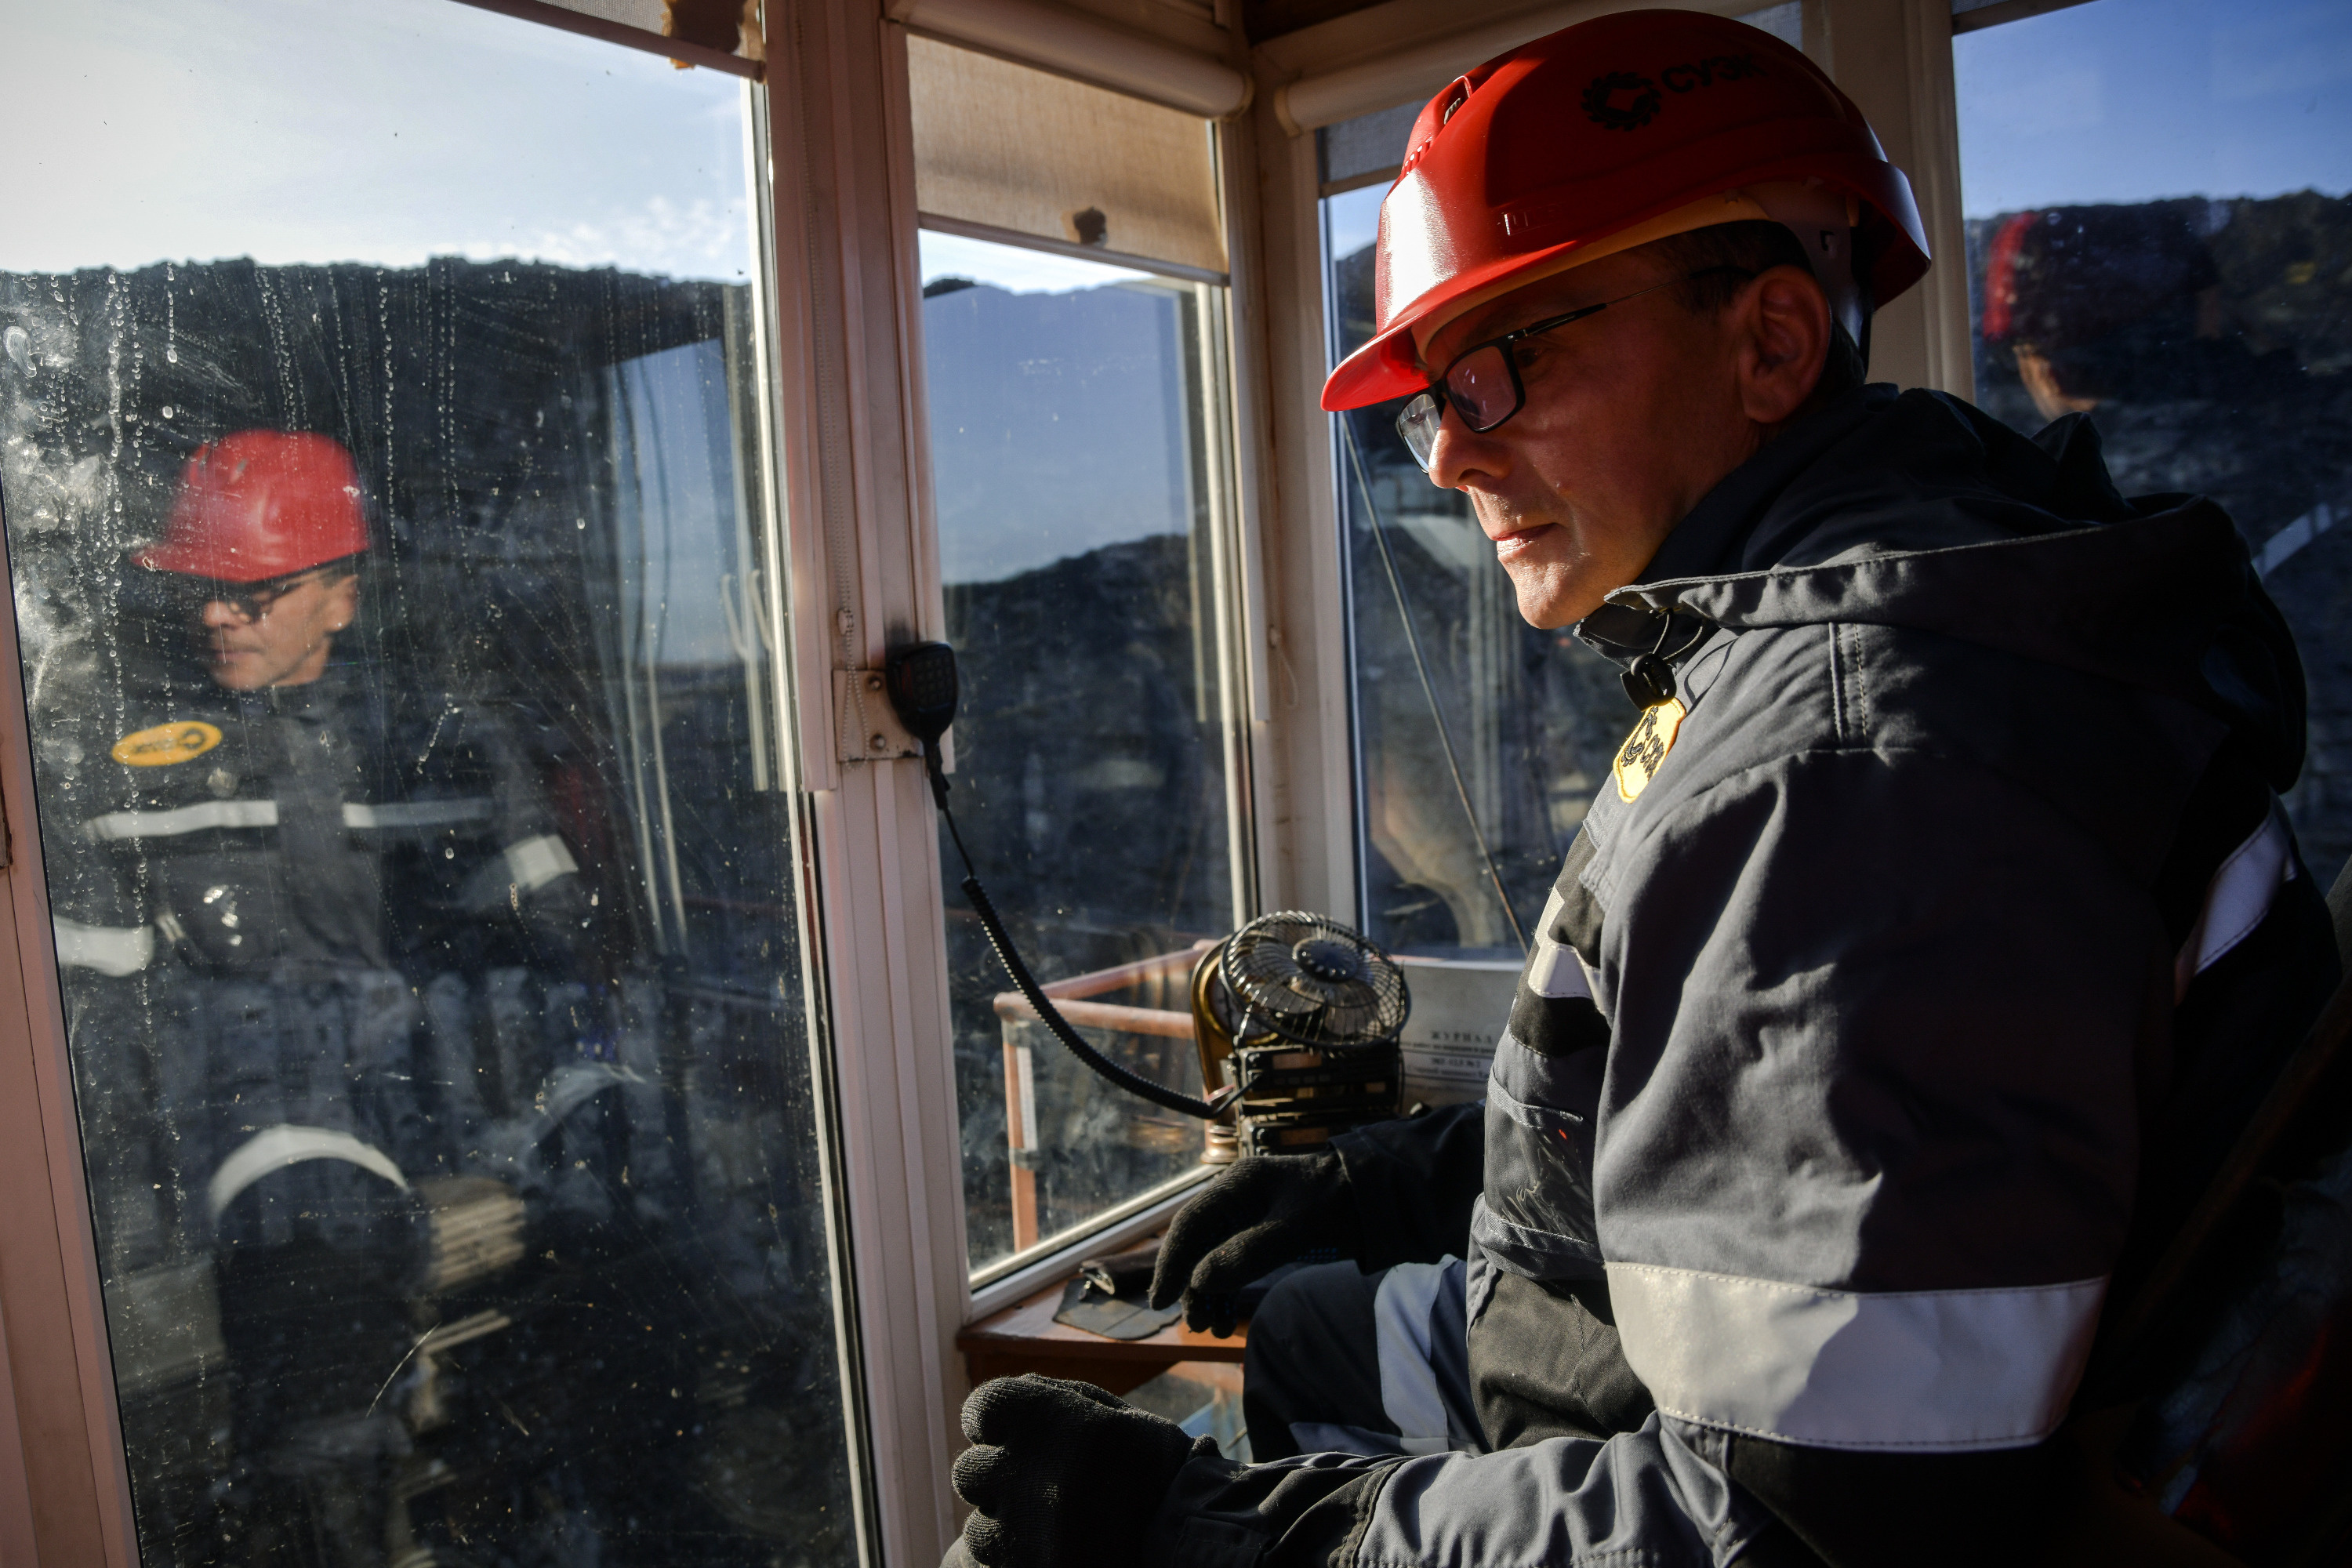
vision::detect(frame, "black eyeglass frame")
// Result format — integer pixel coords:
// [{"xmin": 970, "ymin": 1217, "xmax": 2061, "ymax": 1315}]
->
[
  {"xmin": 1393, "ymin": 265, "xmax": 1756, "ymax": 468},
  {"xmin": 172, "ymin": 562, "xmax": 356, "ymax": 623}
]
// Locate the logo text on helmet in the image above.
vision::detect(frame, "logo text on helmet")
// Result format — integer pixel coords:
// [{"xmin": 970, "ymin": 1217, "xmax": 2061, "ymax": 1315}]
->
[
  {"xmin": 1583, "ymin": 54, "xmax": 1764, "ymax": 131},
  {"xmin": 1582, "ymin": 71, "xmax": 1661, "ymax": 131}
]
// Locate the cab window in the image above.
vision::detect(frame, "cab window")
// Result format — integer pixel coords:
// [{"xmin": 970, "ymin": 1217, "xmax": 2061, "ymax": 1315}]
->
[
  {"xmin": 908, "ymin": 36, "xmax": 1249, "ymax": 1277},
  {"xmin": 1954, "ymin": 0, "xmax": 2352, "ymax": 869},
  {"xmin": 0, "ymin": 2, "xmax": 861, "ymax": 1561}
]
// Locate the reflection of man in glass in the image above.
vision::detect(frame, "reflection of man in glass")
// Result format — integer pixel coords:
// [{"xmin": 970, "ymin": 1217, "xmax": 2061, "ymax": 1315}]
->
[
  {"xmin": 53, "ymin": 429, "xmax": 590, "ymax": 1566},
  {"xmin": 1980, "ymin": 205, "xmax": 2226, "ymax": 421}
]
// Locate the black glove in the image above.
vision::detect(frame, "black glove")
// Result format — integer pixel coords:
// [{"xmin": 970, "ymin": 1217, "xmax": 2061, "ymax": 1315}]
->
[
  {"xmin": 1147, "ymin": 1149, "xmax": 1359, "ymax": 1335},
  {"xmin": 950, "ymin": 1374, "xmax": 1203, "ymax": 1568}
]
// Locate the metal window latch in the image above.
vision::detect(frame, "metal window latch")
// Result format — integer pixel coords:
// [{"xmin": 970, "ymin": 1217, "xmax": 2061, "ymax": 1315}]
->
[{"xmin": 832, "ymin": 668, "xmax": 924, "ymax": 764}]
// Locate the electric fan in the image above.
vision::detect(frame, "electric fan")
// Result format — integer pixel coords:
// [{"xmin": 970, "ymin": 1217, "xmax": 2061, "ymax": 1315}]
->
[{"xmin": 1192, "ymin": 911, "xmax": 1409, "ymax": 1158}]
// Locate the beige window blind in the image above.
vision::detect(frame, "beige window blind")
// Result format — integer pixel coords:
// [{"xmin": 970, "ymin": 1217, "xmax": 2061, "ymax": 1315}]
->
[{"xmin": 908, "ymin": 34, "xmax": 1227, "ymax": 278}]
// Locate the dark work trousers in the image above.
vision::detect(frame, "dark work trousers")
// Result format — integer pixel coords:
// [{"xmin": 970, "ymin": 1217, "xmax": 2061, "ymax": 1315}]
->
[{"xmin": 1242, "ymin": 1257, "xmax": 1481, "ymax": 1462}]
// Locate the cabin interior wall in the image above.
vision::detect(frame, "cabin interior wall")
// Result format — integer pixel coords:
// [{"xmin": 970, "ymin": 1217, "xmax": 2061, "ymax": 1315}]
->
[
  {"xmin": 1243, "ymin": 92, "xmax": 1360, "ymax": 921},
  {"xmin": 1806, "ymin": 0, "xmax": 1976, "ymax": 395}
]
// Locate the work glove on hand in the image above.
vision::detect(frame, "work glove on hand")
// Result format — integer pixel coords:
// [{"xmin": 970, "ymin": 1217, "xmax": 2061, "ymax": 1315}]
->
[
  {"xmin": 1148, "ymin": 1149, "xmax": 1359, "ymax": 1335},
  {"xmin": 949, "ymin": 1374, "xmax": 1203, "ymax": 1568}
]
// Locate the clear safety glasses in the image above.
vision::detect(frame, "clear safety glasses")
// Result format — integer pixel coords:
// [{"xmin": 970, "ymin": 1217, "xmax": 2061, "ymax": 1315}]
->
[
  {"xmin": 1393, "ymin": 267, "xmax": 1753, "ymax": 470},
  {"xmin": 170, "ymin": 566, "xmax": 347, "ymax": 623}
]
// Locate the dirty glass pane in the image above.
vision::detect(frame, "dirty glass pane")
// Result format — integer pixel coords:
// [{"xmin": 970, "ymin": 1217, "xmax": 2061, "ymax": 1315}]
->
[
  {"xmin": 1955, "ymin": 0, "xmax": 2352, "ymax": 873},
  {"xmin": 0, "ymin": 3, "xmax": 861, "ymax": 1564},
  {"xmin": 917, "ymin": 232, "xmax": 1242, "ymax": 1276},
  {"xmin": 1321, "ymin": 183, "xmax": 1628, "ymax": 960}
]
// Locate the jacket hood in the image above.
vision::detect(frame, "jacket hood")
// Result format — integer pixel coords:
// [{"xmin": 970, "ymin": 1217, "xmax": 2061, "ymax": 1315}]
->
[{"xmin": 1579, "ymin": 389, "xmax": 2307, "ymax": 789}]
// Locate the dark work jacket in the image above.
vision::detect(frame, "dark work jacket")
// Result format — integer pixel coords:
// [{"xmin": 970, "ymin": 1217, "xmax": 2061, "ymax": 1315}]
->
[
  {"xmin": 53, "ymin": 661, "xmax": 584, "ymax": 978},
  {"xmin": 1151, "ymin": 387, "xmax": 2340, "ymax": 1568},
  {"xmin": 47, "ymin": 660, "xmax": 590, "ymax": 1268}
]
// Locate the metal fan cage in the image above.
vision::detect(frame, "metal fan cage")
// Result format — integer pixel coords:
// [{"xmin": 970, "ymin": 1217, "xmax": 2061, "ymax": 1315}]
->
[{"xmin": 1218, "ymin": 909, "xmax": 1410, "ymax": 1049}]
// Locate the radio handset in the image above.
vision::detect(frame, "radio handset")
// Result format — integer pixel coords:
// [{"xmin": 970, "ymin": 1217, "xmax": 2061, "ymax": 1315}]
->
[{"xmin": 882, "ymin": 641, "xmax": 1235, "ymax": 1121}]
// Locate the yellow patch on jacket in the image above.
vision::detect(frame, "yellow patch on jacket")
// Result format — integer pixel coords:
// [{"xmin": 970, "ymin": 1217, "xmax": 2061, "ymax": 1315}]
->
[
  {"xmin": 1613, "ymin": 699, "xmax": 1686, "ymax": 801},
  {"xmin": 111, "ymin": 721, "xmax": 223, "ymax": 768}
]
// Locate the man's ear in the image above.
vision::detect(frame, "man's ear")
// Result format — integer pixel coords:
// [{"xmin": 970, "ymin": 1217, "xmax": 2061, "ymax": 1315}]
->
[{"xmin": 1736, "ymin": 265, "xmax": 1831, "ymax": 427}]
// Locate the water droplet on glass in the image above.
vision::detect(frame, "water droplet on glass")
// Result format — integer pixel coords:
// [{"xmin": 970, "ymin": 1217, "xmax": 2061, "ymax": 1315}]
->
[
  {"xmin": 2, "ymin": 326, "xmax": 27, "ymax": 369},
  {"xmin": 161, "ymin": 405, "xmax": 174, "ymax": 419},
  {"xmin": 166, "ymin": 348, "xmax": 178, "ymax": 363}
]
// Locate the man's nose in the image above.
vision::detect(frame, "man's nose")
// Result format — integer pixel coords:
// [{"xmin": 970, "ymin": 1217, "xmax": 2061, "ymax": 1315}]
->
[
  {"xmin": 199, "ymin": 598, "xmax": 245, "ymax": 629},
  {"xmin": 1425, "ymin": 405, "xmax": 1505, "ymax": 492}
]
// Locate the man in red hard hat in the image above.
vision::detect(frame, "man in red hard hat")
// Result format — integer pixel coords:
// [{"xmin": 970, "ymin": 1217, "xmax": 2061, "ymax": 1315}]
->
[
  {"xmin": 49, "ymin": 428, "xmax": 593, "ymax": 1541},
  {"xmin": 948, "ymin": 10, "xmax": 2331, "ymax": 1566},
  {"xmin": 132, "ymin": 428, "xmax": 371, "ymax": 690}
]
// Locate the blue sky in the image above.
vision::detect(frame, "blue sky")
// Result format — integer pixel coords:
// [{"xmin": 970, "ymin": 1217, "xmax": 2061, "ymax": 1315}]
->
[
  {"xmin": 920, "ymin": 230, "xmax": 1150, "ymax": 295},
  {"xmin": 1954, "ymin": 0, "xmax": 2352, "ymax": 216},
  {"xmin": 0, "ymin": 0, "xmax": 753, "ymax": 280},
  {"xmin": 917, "ymin": 234, "xmax": 1196, "ymax": 583}
]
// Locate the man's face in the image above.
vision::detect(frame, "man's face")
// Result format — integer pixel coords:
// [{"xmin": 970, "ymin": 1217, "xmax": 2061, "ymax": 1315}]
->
[
  {"xmin": 191, "ymin": 568, "xmax": 358, "ymax": 690},
  {"xmin": 1416, "ymin": 249, "xmax": 1777, "ymax": 630}
]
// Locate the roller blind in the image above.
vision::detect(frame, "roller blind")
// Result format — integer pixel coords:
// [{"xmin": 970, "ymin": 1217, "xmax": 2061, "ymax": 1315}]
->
[{"xmin": 908, "ymin": 34, "xmax": 1227, "ymax": 276}]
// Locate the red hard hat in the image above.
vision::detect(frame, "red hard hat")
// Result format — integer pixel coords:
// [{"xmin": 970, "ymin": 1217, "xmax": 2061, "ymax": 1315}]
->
[
  {"xmin": 135, "ymin": 430, "xmax": 369, "ymax": 583},
  {"xmin": 1321, "ymin": 9, "xmax": 1931, "ymax": 412}
]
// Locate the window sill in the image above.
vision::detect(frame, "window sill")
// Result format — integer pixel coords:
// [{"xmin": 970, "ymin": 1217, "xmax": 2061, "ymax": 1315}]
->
[{"xmin": 967, "ymin": 1166, "xmax": 1211, "ymax": 1320}]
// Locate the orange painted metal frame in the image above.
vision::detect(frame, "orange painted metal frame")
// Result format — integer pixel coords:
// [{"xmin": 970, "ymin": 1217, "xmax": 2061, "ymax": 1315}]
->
[{"xmin": 0, "ymin": 519, "xmax": 140, "ymax": 1566}]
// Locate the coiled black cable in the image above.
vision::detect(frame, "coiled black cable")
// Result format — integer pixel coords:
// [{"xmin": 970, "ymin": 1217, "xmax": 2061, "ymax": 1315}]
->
[{"xmin": 926, "ymin": 747, "xmax": 1236, "ymax": 1123}]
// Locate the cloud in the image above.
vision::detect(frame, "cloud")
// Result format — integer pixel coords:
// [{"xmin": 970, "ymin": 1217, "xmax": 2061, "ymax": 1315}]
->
[{"xmin": 444, "ymin": 195, "xmax": 753, "ymax": 281}]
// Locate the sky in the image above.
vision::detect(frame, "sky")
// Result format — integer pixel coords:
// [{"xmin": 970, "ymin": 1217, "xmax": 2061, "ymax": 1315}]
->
[
  {"xmin": 0, "ymin": 0, "xmax": 754, "ymax": 281},
  {"xmin": 917, "ymin": 232, "xmax": 1196, "ymax": 583},
  {"xmin": 918, "ymin": 230, "xmax": 1150, "ymax": 295},
  {"xmin": 1954, "ymin": 0, "xmax": 2352, "ymax": 216}
]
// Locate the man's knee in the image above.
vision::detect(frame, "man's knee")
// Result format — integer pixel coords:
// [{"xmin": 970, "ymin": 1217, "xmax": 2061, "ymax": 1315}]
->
[
  {"xmin": 1245, "ymin": 1261, "xmax": 1380, "ymax": 1382},
  {"xmin": 1243, "ymin": 1261, "xmax": 1389, "ymax": 1461}
]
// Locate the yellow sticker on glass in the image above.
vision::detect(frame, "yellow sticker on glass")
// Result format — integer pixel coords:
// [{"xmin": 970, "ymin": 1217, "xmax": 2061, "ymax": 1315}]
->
[
  {"xmin": 1613, "ymin": 699, "xmax": 1686, "ymax": 802},
  {"xmin": 112, "ymin": 721, "xmax": 223, "ymax": 768}
]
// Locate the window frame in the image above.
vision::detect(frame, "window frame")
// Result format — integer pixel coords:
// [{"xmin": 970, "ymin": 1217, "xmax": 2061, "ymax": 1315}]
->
[
  {"xmin": 916, "ymin": 227, "xmax": 1260, "ymax": 1292},
  {"xmin": 0, "ymin": 1, "xmax": 2001, "ymax": 1563},
  {"xmin": 0, "ymin": 6, "xmax": 883, "ymax": 1566}
]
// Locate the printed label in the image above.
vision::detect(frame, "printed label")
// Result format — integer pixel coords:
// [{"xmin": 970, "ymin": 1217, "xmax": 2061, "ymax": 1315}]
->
[
  {"xmin": 111, "ymin": 721, "xmax": 224, "ymax": 768},
  {"xmin": 1613, "ymin": 698, "xmax": 1686, "ymax": 801}
]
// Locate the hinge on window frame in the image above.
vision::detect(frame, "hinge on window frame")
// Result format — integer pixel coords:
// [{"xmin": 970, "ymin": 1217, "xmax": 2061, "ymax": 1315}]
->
[{"xmin": 831, "ymin": 668, "xmax": 924, "ymax": 765}]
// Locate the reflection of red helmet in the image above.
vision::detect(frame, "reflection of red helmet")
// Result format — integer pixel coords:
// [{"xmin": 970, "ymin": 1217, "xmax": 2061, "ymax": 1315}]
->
[
  {"xmin": 1980, "ymin": 205, "xmax": 2220, "ymax": 350},
  {"xmin": 135, "ymin": 430, "xmax": 368, "ymax": 582},
  {"xmin": 1322, "ymin": 9, "xmax": 1932, "ymax": 412}
]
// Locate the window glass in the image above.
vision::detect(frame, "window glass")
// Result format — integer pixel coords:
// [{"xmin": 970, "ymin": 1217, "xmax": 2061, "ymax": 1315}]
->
[
  {"xmin": 0, "ymin": 3, "xmax": 861, "ymax": 1563},
  {"xmin": 1321, "ymin": 183, "xmax": 1630, "ymax": 960},
  {"xmin": 918, "ymin": 230, "xmax": 1243, "ymax": 1276},
  {"xmin": 1955, "ymin": 0, "xmax": 2352, "ymax": 873}
]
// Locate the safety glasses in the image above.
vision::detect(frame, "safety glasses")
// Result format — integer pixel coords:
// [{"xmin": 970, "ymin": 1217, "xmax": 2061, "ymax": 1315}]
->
[
  {"xmin": 1393, "ymin": 267, "xmax": 1754, "ymax": 471},
  {"xmin": 173, "ymin": 568, "xmax": 336, "ymax": 623}
]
